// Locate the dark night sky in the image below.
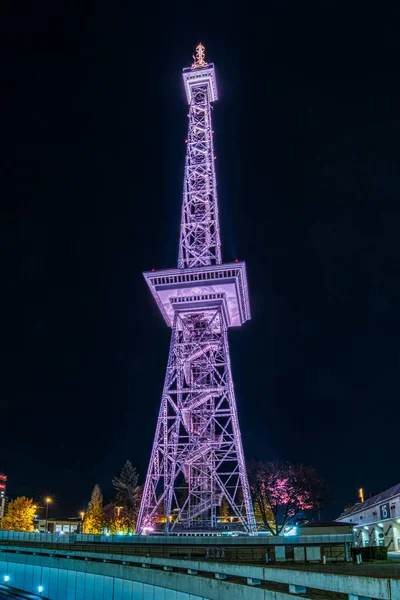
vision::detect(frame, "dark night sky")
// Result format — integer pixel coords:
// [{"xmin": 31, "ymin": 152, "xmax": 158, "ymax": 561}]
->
[{"xmin": 1, "ymin": 1, "xmax": 399, "ymax": 518}]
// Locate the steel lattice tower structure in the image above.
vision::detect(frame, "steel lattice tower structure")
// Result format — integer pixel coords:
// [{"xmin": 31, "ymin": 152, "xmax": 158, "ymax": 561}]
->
[{"xmin": 136, "ymin": 45, "xmax": 256, "ymax": 534}]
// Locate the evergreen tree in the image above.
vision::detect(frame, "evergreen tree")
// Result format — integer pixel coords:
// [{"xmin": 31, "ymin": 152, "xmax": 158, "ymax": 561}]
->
[
  {"xmin": 103, "ymin": 503, "xmax": 130, "ymax": 535},
  {"xmin": 1, "ymin": 497, "xmax": 35, "ymax": 532},
  {"xmin": 83, "ymin": 484, "xmax": 105, "ymax": 534},
  {"xmin": 112, "ymin": 461, "xmax": 142, "ymax": 532},
  {"xmin": 219, "ymin": 496, "xmax": 230, "ymax": 518}
]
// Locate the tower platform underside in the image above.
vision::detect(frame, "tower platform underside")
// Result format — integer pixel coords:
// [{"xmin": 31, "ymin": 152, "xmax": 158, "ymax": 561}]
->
[{"xmin": 143, "ymin": 262, "xmax": 250, "ymax": 329}]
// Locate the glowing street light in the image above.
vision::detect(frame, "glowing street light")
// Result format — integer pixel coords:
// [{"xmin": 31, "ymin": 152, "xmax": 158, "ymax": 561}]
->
[
  {"xmin": 80, "ymin": 511, "xmax": 85, "ymax": 534},
  {"xmin": 45, "ymin": 497, "xmax": 52, "ymax": 532},
  {"xmin": 4, "ymin": 575, "xmax": 10, "ymax": 583}
]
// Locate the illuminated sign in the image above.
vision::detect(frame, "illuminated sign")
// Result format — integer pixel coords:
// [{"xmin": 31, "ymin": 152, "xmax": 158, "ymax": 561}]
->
[{"xmin": 380, "ymin": 503, "xmax": 390, "ymax": 520}]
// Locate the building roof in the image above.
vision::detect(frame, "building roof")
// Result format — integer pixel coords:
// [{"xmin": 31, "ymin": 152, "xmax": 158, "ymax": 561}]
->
[
  {"xmin": 337, "ymin": 483, "xmax": 400, "ymax": 520},
  {"xmin": 299, "ymin": 521, "xmax": 353, "ymax": 528},
  {"xmin": 36, "ymin": 517, "xmax": 79, "ymax": 523}
]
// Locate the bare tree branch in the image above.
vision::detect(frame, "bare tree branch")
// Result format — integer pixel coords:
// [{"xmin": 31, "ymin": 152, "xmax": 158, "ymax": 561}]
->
[{"xmin": 247, "ymin": 460, "xmax": 329, "ymax": 535}]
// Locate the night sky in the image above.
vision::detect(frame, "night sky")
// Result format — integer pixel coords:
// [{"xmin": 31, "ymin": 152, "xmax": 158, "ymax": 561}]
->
[{"xmin": 1, "ymin": 2, "xmax": 399, "ymax": 519}]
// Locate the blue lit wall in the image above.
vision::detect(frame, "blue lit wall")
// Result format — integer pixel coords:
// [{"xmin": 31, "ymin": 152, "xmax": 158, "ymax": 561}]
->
[{"xmin": 0, "ymin": 560, "xmax": 208, "ymax": 600}]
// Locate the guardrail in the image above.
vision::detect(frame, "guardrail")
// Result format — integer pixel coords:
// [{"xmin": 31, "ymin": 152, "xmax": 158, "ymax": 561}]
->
[{"xmin": 0, "ymin": 530, "xmax": 354, "ymax": 545}]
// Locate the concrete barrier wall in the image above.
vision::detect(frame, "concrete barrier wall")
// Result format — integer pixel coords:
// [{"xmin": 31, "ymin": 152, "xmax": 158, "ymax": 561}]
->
[
  {"xmin": 0, "ymin": 553, "xmax": 302, "ymax": 600},
  {"xmin": 0, "ymin": 531, "xmax": 72, "ymax": 544},
  {"xmin": 0, "ymin": 555, "xmax": 210, "ymax": 600},
  {"xmin": 0, "ymin": 530, "xmax": 354, "ymax": 546},
  {"xmin": 0, "ymin": 543, "xmax": 397, "ymax": 600},
  {"xmin": 0, "ymin": 546, "xmax": 390, "ymax": 599}
]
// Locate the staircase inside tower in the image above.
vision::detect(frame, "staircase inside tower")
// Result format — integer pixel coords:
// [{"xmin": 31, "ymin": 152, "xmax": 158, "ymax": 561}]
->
[{"xmin": 167, "ymin": 311, "xmax": 233, "ymax": 530}]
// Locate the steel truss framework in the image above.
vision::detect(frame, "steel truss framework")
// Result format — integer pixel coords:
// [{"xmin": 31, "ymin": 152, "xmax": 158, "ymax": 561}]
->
[
  {"xmin": 137, "ymin": 47, "xmax": 255, "ymax": 534},
  {"xmin": 178, "ymin": 80, "xmax": 221, "ymax": 269}
]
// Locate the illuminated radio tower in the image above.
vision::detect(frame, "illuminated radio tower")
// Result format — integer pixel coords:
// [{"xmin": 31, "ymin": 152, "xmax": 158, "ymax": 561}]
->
[{"xmin": 137, "ymin": 44, "xmax": 256, "ymax": 534}]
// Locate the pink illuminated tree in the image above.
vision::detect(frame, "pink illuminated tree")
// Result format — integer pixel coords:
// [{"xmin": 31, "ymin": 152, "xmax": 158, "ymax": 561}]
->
[{"xmin": 247, "ymin": 460, "xmax": 329, "ymax": 535}]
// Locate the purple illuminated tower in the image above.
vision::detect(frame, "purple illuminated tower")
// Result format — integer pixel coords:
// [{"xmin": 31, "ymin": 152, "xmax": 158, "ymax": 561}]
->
[{"xmin": 136, "ymin": 44, "xmax": 256, "ymax": 534}]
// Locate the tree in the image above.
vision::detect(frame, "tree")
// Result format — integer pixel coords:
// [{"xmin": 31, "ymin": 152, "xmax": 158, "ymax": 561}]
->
[
  {"xmin": 253, "ymin": 494, "xmax": 274, "ymax": 526},
  {"xmin": 247, "ymin": 460, "xmax": 329, "ymax": 535},
  {"xmin": 83, "ymin": 484, "xmax": 105, "ymax": 534},
  {"xmin": 112, "ymin": 461, "xmax": 142, "ymax": 532},
  {"xmin": 103, "ymin": 503, "xmax": 129, "ymax": 535},
  {"xmin": 219, "ymin": 496, "xmax": 230, "ymax": 518},
  {"xmin": 1, "ymin": 497, "xmax": 35, "ymax": 532}
]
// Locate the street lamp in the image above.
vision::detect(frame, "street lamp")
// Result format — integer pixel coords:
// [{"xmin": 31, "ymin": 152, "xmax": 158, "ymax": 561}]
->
[
  {"xmin": 32, "ymin": 505, "xmax": 39, "ymax": 526},
  {"xmin": 45, "ymin": 497, "xmax": 52, "ymax": 532},
  {"xmin": 115, "ymin": 506, "xmax": 125, "ymax": 534},
  {"xmin": 80, "ymin": 511, "xmax": 85, "ymax": 534}
]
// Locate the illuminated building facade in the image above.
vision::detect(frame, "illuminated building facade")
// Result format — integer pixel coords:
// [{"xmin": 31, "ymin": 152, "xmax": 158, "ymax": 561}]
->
[
  {"xmin": 336, "ymin": 483, "xmax": 400, "ymax": 551},
  {"xmin": 136, "ymin": 45, "xmax": 255, "ymax": 534}
]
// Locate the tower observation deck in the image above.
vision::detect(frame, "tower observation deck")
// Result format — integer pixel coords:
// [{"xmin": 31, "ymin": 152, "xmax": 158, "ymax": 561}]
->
[{"xmin": 136, "ymin": 45, "xmax": 256, "ymax": 534}]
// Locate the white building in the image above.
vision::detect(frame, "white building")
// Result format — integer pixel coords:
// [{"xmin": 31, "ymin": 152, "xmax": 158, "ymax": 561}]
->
[
  {"xmin": 336, "ymin": 483, "xmax": 400, "ymax": 551},
  {"xmin": 35, "ymin": 518, "xmax": 79, "ymax": 534}
]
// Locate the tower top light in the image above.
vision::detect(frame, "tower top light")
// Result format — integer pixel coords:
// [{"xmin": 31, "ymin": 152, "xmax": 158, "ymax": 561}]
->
[
  {"xmin": 192, "ymin": 43, "xmax": 208, "ymax": 69},
  {"xmin": 183, "ymin": 44, "xmax": 218, "ymax": 104}
]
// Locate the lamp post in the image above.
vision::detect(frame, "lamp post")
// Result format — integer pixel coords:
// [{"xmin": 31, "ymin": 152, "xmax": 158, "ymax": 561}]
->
[
  {"xmin": 115, "ymin": 506, "xmax": 123, "ymax": 534},
  {"xmin": 45, "ymin": 497, "xmax": 52, "ymax": 532},
  {"xmin": 80, "ymin": 511, "xmax": 85, "ymax": 533},
  {"xmin": 32, "ymin": 505, "xmax": 38, "ymax": 531}
]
